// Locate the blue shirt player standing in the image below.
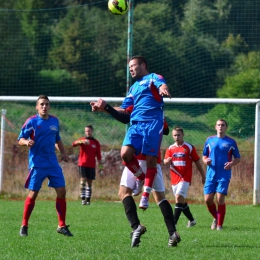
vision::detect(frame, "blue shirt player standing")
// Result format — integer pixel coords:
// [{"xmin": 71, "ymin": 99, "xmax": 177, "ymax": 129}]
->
[
  {"xmin": 202, "ymin": 119, "xmax": 241, "ymax": 231},
  {"xmin": 18, "ymin": 95, "xmax": 73, "ymax": 237}
]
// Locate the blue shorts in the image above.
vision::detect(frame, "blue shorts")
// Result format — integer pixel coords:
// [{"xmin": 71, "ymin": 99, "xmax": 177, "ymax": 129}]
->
[
  {"xmin": 204, "ymin": 179, "xmax": 230, "ymax": 195},
  {"xmin": 24, "ymin": 166, "xmax": 65, "ymax": 191},
  {"xmin": 122, "ymin": 120, "xmax": 163, "ymax": 156}
]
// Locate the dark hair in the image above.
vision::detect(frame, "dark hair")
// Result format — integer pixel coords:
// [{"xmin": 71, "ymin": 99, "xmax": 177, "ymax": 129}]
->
[
  {"xmin": 217, "ymin": 119, "xmax": 228, "ymax": 127},
  {"xmin": 36, "ymin": 95, "xmax": 49, "ymax": 104},
  {"xmin": 172, "ymin": 126, "xmax": 184, "ymax": 134},
  {"xmin": 86, "ymin": 125, "xmax": 93, "ymax": 130},
  {"xmin": 129, "ymin": 55, "xmax": 148, "ymax": 70}
]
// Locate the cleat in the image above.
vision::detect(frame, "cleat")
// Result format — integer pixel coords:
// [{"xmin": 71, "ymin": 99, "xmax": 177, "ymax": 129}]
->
[
  {"xmin": 20, "ymin": 226, "xmax": 28, "ymax": 236},
  {"xmin": 187, "ymin": 219, "xmax": 196, "ymax": 228},
  {"xmin": 57, "ymin": 225, "xmax": 73, "ymax": 237},
  {"xmin": 131, "ymin": 225, "xmax": 146, "ymax": 247},
  {"xmin": 168, "ymin": 231, "xmax": 181, "ymax": 247},
  {"xmin": 217, "ymin": 225, "xmax": 222, "ymax": 231},
  {"xmin": 132, "ymin": 179, "xmax": 144, "ymax": 196},
  {"xmin": 130, "ymin": 224, "xmax": 147, "ymax": 238},
  {"xmin": 82, "ymin": 200, "xmax": 86, "ymax": 205},
  {"xmin": 139, "ymin": 196, "xmax": 149, "ymax": 210},
  {"xmin": 211, "ymin": 219, "xmax": 217, "ymax": 230}
]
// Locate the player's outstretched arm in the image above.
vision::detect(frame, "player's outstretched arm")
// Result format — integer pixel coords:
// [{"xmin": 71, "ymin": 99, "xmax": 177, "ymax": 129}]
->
[
  {"xmin": 103, "ymin": 104, "xmax": 130, "ymax": 124},
  {"xmin": 90, "ymin": 98, "xmax": 130, "ymax": 124},
  {"xmin": 159, "ymin": 84, "xmax": 171, "ymax": 98}
]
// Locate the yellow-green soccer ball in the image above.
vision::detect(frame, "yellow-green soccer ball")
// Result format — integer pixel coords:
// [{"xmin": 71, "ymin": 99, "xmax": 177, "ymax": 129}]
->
[{"xmin": 108, "ymin": 0, "xmax": 128, "ymax": 15}]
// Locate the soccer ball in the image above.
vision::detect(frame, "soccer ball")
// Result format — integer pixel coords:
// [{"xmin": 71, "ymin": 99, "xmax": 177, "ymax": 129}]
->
[{"xmin": 108, "ymin": 0, "xmax": 128, "ymax": 15}]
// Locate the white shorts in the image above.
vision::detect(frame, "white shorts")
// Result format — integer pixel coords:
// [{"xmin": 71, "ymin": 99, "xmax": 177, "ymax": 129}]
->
[
  {"xmin": 120, "ymin": 160, "xmax": 165, "ymax": 192},
  {"xmin": 172, "ymin": 181, "xmax": 190, "ymax": 198}
]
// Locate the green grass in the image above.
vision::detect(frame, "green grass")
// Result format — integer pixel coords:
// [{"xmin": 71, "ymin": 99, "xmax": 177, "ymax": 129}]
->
[{"xmin": 1, "ymin": 200, "xmax": 260, "ymax": 260}]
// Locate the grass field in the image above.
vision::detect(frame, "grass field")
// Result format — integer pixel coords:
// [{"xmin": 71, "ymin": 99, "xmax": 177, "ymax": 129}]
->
[{"xmin": 1, "ymin": 199, "xmax": 260, "ymax": 260}]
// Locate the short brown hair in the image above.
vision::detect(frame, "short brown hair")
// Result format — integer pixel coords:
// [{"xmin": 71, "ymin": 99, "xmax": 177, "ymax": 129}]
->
[
  {"xmin": 129, "ymin": 55, "xmax": 148, "ymax": 70},
  {"xmin": 172, "ymin": 126, "xmax": 184, "ymax": 134},
  {"xmin": 216, "ymin": 119, "xmax": 228, "ymax": 127},
  {"xmin": 36, "ymin": 95, "xmax": 49, "ymax": 104}
]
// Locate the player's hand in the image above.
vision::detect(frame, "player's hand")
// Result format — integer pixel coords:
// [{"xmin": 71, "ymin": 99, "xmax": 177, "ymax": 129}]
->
[
  {"xmin": 163, "ymin": 157, "xmax": 172, "ymax": 164},
  {"xmin": 206, "ymin": 158, "xmax": 212, "ymax": 165},
  {"xmin": 159, "ymin": 84, "xmax": 171, "ymax": 98},
  {"xmin": 90, "ymin": 99, "xmax": 106, "ymax": 111},
  {"xmin": 61, "ymin": 155, "xmax": 69, "ymax": 162},
  {"xmin": 224, "ymin": 162, "xmax": 232, "ymax": 170},
  {"xmin": 27, "ymin": 140, "xmax": 35, "ymax": 147}
]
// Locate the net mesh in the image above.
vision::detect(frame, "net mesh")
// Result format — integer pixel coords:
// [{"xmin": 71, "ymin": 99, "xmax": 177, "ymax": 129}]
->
[{"xmin": 0, "ymin": 0, "xmax": 258, "ymax": 201}]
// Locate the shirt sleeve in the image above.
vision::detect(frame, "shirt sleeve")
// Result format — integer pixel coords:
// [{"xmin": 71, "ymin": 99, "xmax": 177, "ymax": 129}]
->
[
  {"xmin": 164, "ymin": 148, "xmax": 170, "ymax": 159},
  {"xmin": 17, "ymin": 119, "xmax": 33, "ymax": 140},
  {"xmin": 190, "ymin": 146, "xmax": 200, "ymax": 161}
]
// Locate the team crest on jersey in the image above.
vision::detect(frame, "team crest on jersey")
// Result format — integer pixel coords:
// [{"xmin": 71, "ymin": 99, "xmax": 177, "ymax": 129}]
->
[
  {"xmin": 91, "ymin": 144, "xmax": 96, "ymax": 148},
  {"xmin": 222, "ymin": 143, "xmax": 229, "ymax": 147},
  {"xmin": 173, "ymin": 152, "xmax": 185, "ymax": 158},
  {"xmin": 50, "ymin": 125, "xmax": 58, "ymax": 131}
]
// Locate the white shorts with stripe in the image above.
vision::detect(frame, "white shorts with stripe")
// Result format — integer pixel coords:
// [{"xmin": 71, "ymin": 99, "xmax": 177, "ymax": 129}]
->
[
  {"xmin": 171, "ymin": 181, "xmax": 190, "ymax": 198},
  {"xmin": 120, "ymin": 160, "xmax": 165, "ymax": 192}
]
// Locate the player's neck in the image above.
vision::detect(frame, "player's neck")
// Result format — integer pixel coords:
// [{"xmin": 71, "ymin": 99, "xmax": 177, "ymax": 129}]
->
[
  {"xmin": 217, "ymin": 133, "xmax": 226, "ymax": 138},
  {"xmin": 176, "ymin": 141, "xmax": 184, "ymax": 146},
  {"xmin": 38, "ymin": 113, "xmax": 49, "ymax": 119}
]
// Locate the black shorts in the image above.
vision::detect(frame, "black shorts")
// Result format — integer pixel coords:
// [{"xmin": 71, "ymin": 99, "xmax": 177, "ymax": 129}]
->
[{"xmin": 78, "ymin": 167, "xmax": 96, "ymax": 180}]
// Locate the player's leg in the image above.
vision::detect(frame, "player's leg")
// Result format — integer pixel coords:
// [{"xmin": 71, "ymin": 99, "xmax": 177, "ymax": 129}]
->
[
  {"xmin": 139, "ymin": 155, "xmax": 157, "ymax": 207},
  {"xmin": 119, "ymin": 166, "xmax": 146, "ymax": 247},
  {"xmin": 121, "ymin": 125, "xmax": 146, "ymax": 182},
  {"xmin": 183, "ymin": 201, "xmax": 197, "ymax": 227},
  {"xmin": 204, "ymin": 179, "xmax": 218, "ymax": 229},
  {"xmin": 79, "ymin": 167, "xmax": 87, "ymax": 204},
  {"xmin": 49, "ymin": 167, "xmax": 73, "ymax": 236},
  {"xmin": 20, "ymin": 168, "xmax": 43, "ymax": 236},
  {"xmin": 151, "ymin": 164, "xmax": 181, "ymax": 247},
  {"xmin": 85, "ymin": 168, "xmax": 95, "ymax": 205},
  {"xmin": 173, "ymin": 182, "xmax": 193, "ymax": 226},
  {"xmin": 215, "ymin": 181, "xmax": 229, "ymax": 230},
  {"xmin": 139, "ymin": 121, "xmax": 163, "ymax": 209}
]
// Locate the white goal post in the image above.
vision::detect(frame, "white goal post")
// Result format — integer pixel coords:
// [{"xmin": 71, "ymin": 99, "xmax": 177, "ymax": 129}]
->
[{"xmin": 1, "ymin": 96, "xmax": 260, "ymax": 205}]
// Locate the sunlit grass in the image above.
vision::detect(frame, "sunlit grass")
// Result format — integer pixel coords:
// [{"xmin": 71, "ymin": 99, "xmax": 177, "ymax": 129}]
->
[{"xmin": 1, "ymin": 200, "xmax": 260, "ymax": 260}]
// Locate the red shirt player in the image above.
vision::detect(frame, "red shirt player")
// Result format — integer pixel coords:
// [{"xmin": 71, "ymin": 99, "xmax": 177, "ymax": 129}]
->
[
  {"xmin": 164, "ymin": 126, "xmax": 205, "ymax": 227},
  {"xmin": 72, "ymin": 125, "xmax": 102, "ymax": 205}
]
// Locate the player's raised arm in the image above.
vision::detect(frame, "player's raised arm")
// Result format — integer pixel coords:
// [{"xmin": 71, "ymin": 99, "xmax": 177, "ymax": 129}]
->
[{"xmin": 159, "ymin": 84, "xmax": 171, "ymax": 98}]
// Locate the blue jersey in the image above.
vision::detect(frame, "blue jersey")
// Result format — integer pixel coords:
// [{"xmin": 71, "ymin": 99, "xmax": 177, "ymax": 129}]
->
[
  {"xmin": 203, "ymin": 135, "xmax": 241, "ymax": 181},
  {"xmin": 121, "ymin": 73, "xmax": 165, "ymax": 122},
  {"xmin": 18, "ymin": 114, "xmax": 61, "ymax": 169}
]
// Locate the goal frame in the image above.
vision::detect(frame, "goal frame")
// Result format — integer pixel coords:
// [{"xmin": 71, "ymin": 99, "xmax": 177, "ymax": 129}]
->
[{"xmin": 1, "ymin": 96, "xmax": 260, "ymax": 205}]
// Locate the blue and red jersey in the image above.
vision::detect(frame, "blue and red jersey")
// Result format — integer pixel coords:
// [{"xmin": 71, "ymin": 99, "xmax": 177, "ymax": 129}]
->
[
  {"xmin": 18, "ymin": 114, "xmax": 61, "ymax": 169},
  {"xmin": 121, "ymin": 73, "xmax": 165, "ymax": 122},
  {"xmin": 203, "ymin": 135, "xmax": 241, "ymax": 181}
]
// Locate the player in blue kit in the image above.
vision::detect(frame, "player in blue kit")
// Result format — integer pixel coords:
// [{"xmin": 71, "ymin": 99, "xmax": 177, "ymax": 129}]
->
[
  {"xmin": 202, "ymin": 119, "xmax": 241, "ymax": 230},
  {"xmin": 120, "ymin": 56, "xmax": 171, "ymax": 211},
  {"xmin": 18, "ymin": 95, "xmax": 73, "ymax": 237}
]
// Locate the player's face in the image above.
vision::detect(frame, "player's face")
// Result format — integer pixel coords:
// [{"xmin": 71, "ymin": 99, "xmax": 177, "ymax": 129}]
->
[
  {"xmin": 129, "ymin": 59, "xmax": 146, "ymax": 79},
  {"xmin": 215, "ymin": 120, "xmax": 227, "ymax": 135},
  {"xmin": 172, "ymin": 130, "xmax": 184, "ymax": 144},
  {"xmin": 36, "ymin": 98, "xmax": 50, "ymax": 118},
  {"xmin": 85, "ymin": 127, "xmax": 93, "ymax": 137}
]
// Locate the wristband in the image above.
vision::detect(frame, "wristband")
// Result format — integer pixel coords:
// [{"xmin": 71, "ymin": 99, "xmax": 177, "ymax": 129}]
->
[{"xmin": 99, "ymin": 165, "xmax": 103, "ymax": 170}]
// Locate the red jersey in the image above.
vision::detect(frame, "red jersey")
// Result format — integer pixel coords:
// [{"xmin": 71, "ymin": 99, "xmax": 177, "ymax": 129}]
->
[
  {"xmin": 72, "ymin": 137, "xmax": 101, "ymax": 168},
  {"xmin": 164, "ymin": 141, "xmax": 200, "ymax": 185}
]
